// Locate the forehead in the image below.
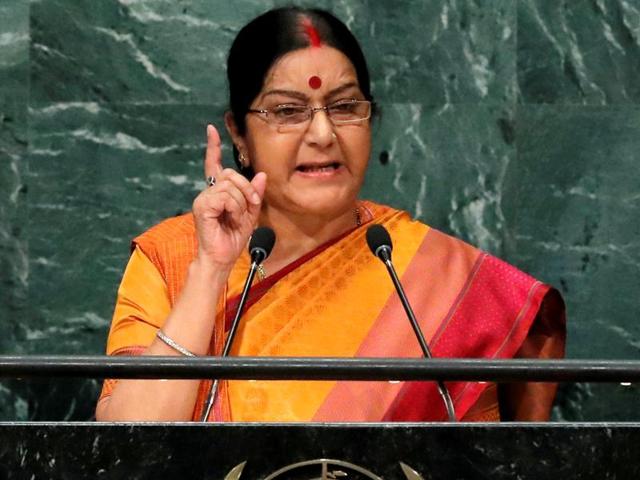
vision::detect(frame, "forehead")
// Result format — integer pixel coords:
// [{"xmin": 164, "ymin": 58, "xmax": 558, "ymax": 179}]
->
[{"xmin": 261, "ymin": 46, "xmax": 359, "ymax": 93}]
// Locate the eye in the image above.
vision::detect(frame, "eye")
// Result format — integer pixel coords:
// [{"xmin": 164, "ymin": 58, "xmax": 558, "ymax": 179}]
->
[
  {"xmin": 272, "ymin": 104, "xmax": 307, "ymax": 118},
  {"xmin": 328, "ymin": 100, "xmax": 360, "ymax": 117},
  {"xmin": 270, "ymin": 104, "xmax": 309, "ymax": 125},
  {"xmin": 334, "ymin": 102, "xmax": 357, "ymax": 111}
]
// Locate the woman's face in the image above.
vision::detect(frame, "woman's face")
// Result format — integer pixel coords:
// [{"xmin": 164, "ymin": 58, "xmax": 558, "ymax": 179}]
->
[{"xmin": 240, "ymin": 46, "xmax": 371, "ymax": 220}]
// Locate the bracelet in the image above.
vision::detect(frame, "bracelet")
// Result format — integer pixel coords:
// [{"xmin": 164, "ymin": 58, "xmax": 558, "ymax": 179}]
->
[{"xmin": 156, "ymin": 330, "xmax": 196, "ymax": 357}]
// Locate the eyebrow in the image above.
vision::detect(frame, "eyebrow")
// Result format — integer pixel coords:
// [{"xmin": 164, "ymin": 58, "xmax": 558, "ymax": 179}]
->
[
  {"xmin": 261, "ymin": 89, "xmax": 308, "ymax": 101},
  {"xmin": 261, "ymin": 82, "xmax": 361, "ymax": 102},
  {"xmin": 326, "ymin": 82, "xmax": 360, "ymax": 99}
]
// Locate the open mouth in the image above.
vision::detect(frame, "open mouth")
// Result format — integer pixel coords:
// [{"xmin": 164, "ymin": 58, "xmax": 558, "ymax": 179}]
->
[{"xmin": 295, "ymin": 162, "xmax": 341, "ymax": 173}]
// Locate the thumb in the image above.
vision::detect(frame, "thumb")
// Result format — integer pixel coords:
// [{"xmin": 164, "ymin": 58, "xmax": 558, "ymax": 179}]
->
[
  {"xmin": 247, "ymin": 172, "xmax": 267, "ymax": 221},
  {"xmin": 251, "ymin": 172, "xmax": 267, "ymax": 199}
]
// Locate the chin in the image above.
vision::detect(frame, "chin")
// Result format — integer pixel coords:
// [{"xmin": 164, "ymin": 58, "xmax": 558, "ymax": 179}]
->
[{"xmin": 295, "ymin": 192, "xmax": 356, "ymax": 218}]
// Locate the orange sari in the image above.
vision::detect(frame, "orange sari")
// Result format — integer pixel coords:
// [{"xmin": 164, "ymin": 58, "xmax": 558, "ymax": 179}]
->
[{"xmin": 99, "ymin": 201, "xmax": 565, "ymax": 422}]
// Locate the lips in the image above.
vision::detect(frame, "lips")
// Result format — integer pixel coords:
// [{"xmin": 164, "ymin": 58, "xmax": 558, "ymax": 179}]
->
[{"xmin": 295, "ymin": 161, "xmax": 341, "ymax": 173}]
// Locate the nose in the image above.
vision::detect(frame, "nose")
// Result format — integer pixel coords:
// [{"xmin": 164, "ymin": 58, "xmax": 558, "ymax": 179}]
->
[{"xmin": 303, "ymin": 108, "xmax": 336, "ymax": 148}]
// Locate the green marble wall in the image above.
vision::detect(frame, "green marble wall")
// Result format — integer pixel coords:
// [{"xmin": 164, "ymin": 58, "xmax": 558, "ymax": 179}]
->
[
  {"xmin": 0, "ymin": 0, "xmax": 638, "ymax": 420},
  {"xmin": 0, "ymin": 0, "xmax": 29, "ymax": 419}
]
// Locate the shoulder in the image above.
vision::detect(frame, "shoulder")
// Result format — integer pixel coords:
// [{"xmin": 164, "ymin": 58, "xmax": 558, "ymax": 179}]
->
[
  {"xmin": 422, "ymin": 225, "xmax": 552, "ymax": 314},
  {"xmin": 132, "ymin": 213, "xmax": 197, "ymax": 277},
  {"xmin": 363, "ymin": 200, "xmax": 477, "ymax": 256},
  {"xmin": 134, "ymin": 213, "xmax": 195, "ymax": 246},
  {"xmin": 364, "ymin": 200, "xmax": 542, "ymax": 285},
  {"xmin": 422, "ymin": 224, "xmax": 542, "ymax": 292}
]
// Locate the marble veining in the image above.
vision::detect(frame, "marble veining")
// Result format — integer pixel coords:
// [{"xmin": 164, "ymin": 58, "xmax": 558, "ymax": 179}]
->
[
  {"xmin": 0, "ymin": 0, "xmax": 639, "ymax": 422},
  {"xmin": 1, "ymin": 0, "xmax": 29, "ymax": 377},
  {"xmin": 518, "ymin": 0, "xmax": 640, "ymax": 103}
]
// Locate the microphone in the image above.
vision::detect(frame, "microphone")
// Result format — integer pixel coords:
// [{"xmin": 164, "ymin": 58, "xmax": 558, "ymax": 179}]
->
[
  {"xmin": 249, "ymin": 226, "xmax": 276, "ymax": 265},
  {"xmin": 366, "ymin": 224, "xmax": 457, "ymax": 422},
  {"xmin": 200, "ymin": 226, "xmax": 276, "ymax": 421},
  {"xmin": 366, "ymin": 223, "xmax": 393, "ymax": 262}
]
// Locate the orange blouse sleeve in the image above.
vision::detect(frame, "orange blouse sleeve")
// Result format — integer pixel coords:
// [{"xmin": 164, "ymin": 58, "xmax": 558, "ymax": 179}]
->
[{"xmin": 98, "ymin": 246, "xmax": 172, "ymax": 403}]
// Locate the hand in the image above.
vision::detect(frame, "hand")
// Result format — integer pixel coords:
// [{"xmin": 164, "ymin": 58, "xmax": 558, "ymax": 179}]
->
[{"xmin": 192, "ymin": 125, "xmax": 267, "ymax": 271}]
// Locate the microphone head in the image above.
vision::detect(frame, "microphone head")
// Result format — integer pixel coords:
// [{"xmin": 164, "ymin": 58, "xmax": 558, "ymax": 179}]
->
[
  {"xmin": 248, "ymin": 226, "xmax": 276, "ymax": 261},
  {"xmin": 366, "ymin": 224, "xmax": 393, "ymax": 260}
]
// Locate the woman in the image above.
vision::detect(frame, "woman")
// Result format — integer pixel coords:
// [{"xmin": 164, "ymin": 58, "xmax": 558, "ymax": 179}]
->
[{"xmin": 96, "ymin": 7, "xmax": 565, "ymax": 422}]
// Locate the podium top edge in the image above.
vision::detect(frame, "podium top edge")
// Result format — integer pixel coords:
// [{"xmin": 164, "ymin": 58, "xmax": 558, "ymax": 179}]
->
[{"xmin": 2, "ymin": 421, "xmax": 640, "ymax": 428}]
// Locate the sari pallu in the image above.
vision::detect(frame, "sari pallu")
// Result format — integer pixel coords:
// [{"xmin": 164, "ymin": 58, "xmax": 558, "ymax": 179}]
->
[
  {"xmin": 101, "ymin": 201, "xmax": 565, "ymax": 422},
  {"xmin": 202, "ymin": 202, "xmax": 563, "ymax": 422}
]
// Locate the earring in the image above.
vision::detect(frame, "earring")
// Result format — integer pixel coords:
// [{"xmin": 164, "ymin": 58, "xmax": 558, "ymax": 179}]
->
[{"xmin": 239, "ymin": 152, "xmax": 248, "ymax": 166}]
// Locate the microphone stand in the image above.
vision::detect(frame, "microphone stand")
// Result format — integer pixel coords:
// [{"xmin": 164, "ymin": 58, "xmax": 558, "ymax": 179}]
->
[
  {"xmin": 199, "ymin": 259, "xmax": 260, "ymax": 422},
  {"xmin": 377, "ymin": 246, "xmax": 458, "ymax": 422}
]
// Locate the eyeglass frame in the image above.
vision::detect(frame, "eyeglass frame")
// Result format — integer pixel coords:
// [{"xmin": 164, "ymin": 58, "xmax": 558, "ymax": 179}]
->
[{"xmin": 246, "ymin": 99, "xmax": 373, "ymax": 127}]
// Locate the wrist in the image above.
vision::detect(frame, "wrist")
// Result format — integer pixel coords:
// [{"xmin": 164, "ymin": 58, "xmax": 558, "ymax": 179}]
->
[{"xmin": 189, "ymin": 255, "xmax": 232, "ymax": 283}]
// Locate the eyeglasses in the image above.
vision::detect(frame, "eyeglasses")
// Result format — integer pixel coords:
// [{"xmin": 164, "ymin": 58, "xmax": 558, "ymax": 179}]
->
[{"xmin": 247, "ymin": 99, "xmax": 372, "ymax": 126}]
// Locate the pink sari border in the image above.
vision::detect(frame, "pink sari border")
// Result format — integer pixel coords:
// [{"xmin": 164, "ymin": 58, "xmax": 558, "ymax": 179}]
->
[{"xmin": 384, "ymin": 254, "xmax": 551, "ymax": 421}]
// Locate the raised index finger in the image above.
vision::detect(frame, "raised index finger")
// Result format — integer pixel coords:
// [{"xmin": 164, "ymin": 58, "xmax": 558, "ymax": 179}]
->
[{"xmin": 204, "ymin": 124, "xmax": 223, "ymax": 179}]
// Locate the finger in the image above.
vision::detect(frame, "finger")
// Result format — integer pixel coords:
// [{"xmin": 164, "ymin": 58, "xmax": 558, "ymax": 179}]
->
[
  {"xmin": 197, "ymin": 190, "xmax": 242, "ymax": 227},
  {"xmin": 219, "ymin": 168, "xmax": 262, "ymax": 206},
  {"xmin": 223, "ymin": 194, "xmax": 246, "ymax": 227},
  {"xmin": 206, "ymin": 190, "xmax": 246, "ymax": 230},
  {"xmin": 247, "ymin": 172, "xmax": 267, "ymax": 221},
  {"xmin": 204, "ymin": 124, "xmax": 223, "ymax": 179},
  {"xmin": 193, "ymin": 189, "xmax": 226, "ymax": 218},
  {"xmin": 214, "ymin": 178, "xmax": 248, "ymax": 214}
]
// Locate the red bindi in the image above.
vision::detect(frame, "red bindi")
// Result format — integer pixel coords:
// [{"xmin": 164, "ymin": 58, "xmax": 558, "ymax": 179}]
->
[{"xmin": 308, "ymin": 75, "xmax": 322, "ymax": 89}]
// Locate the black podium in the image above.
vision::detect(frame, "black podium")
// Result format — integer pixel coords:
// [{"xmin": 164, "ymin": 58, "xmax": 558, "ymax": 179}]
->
[
  {"xmin": 2, "ymin": 356, "xmax": 640, "ymax": 478},
  {"xmin": 1, "ymin": 422, "xmax": 639, "ymax": 479}
]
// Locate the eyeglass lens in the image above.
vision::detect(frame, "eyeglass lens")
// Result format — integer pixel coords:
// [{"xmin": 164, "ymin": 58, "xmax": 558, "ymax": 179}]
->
[{"xmin": 273, "ymin": 101, "xmax": 370, "ymax": 125}]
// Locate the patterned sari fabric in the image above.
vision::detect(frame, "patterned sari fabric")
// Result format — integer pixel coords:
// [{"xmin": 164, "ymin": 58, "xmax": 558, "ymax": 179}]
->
[{"xmin": 99, "ymin": 201, "xmax": 565, "ymax": 422}]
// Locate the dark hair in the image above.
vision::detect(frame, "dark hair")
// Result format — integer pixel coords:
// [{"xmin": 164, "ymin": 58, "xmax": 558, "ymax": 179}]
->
[{"xmin": 226, "ymin": 6, "xmax": 374, "ymax": 176}]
